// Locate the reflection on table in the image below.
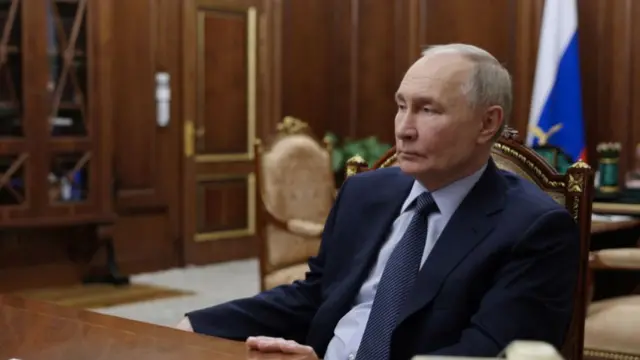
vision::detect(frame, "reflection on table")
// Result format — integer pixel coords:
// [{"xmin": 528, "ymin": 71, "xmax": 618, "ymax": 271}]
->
[{"xmin": 0, "ymin": 295, "xmax": 313, "ymax": 360}]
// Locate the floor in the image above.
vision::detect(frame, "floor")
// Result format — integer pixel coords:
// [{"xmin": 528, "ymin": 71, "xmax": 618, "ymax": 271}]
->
[{"xmin": 93, "ymin": 259, "xmax": 260, "ymax": 327}]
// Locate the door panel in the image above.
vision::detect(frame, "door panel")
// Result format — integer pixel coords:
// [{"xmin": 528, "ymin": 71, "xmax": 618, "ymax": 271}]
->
[
  {"xmin": 197, "ymin": 8, "xmax": 254, "ymax": 158},
  {"xmin": 182, "ymin": 0, "xmax": 263, "ymax": 264}
]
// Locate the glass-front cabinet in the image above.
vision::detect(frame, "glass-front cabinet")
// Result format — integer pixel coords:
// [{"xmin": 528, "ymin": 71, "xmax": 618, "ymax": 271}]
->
[{"xmin": 0, "ymin": 0, "xmax": 112, "ymax": 227}]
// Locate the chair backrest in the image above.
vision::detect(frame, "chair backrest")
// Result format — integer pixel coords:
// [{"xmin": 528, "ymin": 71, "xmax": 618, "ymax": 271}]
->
[
  {"xmin": 254, "ymin": 117, "xmax": 335, "ymax": 289},
  {"xmin": 345, "ymin": 127, "xmax": 593, "ymax": 360}
]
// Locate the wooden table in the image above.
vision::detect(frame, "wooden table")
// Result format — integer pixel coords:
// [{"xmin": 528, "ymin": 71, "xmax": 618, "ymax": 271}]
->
[
  {"xmin": 0, "ymin": 295, "xmax": 313, "ymax": 360},
  {"xmin": 593, "ymin": 202, "xmax": 640, "ymax": 216},
  {"xmin": 591, "ymin": 219, "xmax": 640, "ymax": 234}
]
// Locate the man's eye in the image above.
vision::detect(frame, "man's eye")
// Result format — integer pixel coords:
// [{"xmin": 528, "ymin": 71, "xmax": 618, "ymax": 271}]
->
[
  {"xmin": 397, "ymin": 104, "xmax": 407, "ymax": 110},
  {"xmin": 423, "ymin": 107, "xmax": 434, "ymax": 113}
]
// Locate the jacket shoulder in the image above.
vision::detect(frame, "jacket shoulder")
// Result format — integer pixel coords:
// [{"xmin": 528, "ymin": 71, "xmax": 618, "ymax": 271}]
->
[{"xmin": 500, "ymin": 170, "xmax": 570, "ymax": 216}]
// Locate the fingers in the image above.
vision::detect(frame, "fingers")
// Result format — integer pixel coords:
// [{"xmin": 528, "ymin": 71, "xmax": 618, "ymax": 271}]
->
[
  {"xmin": 280, "ymin": 339, "xmax": 315, "ymax": 354},
  {"xmin": 246, "ymin": 336, "xmax": 281, "ymax": 352},
  {"xmin": 246, "ymin": 336, "xmax": 315, "ymax": 354}
]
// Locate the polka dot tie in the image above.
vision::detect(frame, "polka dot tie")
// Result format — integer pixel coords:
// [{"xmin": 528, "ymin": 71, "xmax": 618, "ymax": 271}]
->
[{"xmin": 355, "ymin": 192, "xmax": 439, "ymax": 360}]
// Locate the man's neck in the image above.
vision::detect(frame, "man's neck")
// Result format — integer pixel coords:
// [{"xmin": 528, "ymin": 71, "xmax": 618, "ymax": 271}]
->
[{"xmin": 415, "ymin": 156, "xmax": 489, "ymax": 192}]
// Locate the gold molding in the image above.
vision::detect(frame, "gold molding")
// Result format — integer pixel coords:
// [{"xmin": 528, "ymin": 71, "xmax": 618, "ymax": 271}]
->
[
  {"xmin": 276, "ymin": 116, "xmax": 310, "ymax": 136},
  {"xmin": 381, "ymin": 154, "xmax": 398, "ymax": 168},
  {"xmin": 492, "ymin": 143, "xmax": 565, "ymax": 188},
  {"xmin": 584, "ymin": 349, "xmax": 640, "ymax": 360},
  {"xmin": 599, "ymin": 185, "xmax": 621, "ymax": 193},
  {"xmin": 567, "ymin": 173, "xmax": 585, "ymax": 193},
  {"xmin": 184, "ymin": 120, "xmax": 195, "ymax": 157},
  {"xmin": 345, "ymin": 155, "xmax": 367, "ymax": 177},
  {"xmin": 570, "ymin": 160, "xmax": 591, "ymax": 169},
  {"xmin": 195, "ymin": 6, "xmax": 257, "ymax": 163},
  {"xmin": 571, "ymin": 195, "xmax": 580, "ymax": 221},
  {"xmin": 194, "ymin": 173, "xmax": 256, "ymax": 242}
]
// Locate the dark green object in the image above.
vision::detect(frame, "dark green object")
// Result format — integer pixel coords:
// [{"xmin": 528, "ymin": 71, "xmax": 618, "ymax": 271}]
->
[
  {"xmin": 557, "ymin": 156, "xmax": 571, "ymax": 175},
  {"xmin": 536, "ymin": 150, "xmax": 556, "ymax": 168},
  {"xmin": 533, "ymin": 145, "xmax": 573, "ymax": 175},
  {"xmin": 598, "ymin": 160, "xmax": 619, "ymax": 190},
  {"xmin": 325, "ymin": 132, "xmax": 391, "ymax": 186},
  {"xmin": 324, "ymin": 132, "xmax": 391, "ymax": 173}
]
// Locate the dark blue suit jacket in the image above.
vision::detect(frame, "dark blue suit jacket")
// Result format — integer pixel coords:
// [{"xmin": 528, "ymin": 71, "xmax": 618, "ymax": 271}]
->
[{"xmin": 187, "ymin": 160, "xmax": 580, "ymax": 359}]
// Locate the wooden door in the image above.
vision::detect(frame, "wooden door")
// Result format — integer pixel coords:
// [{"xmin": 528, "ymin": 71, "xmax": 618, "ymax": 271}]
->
[{"xmin": 182, "ymin": 0, "xmax": 266, "ymax": 264}]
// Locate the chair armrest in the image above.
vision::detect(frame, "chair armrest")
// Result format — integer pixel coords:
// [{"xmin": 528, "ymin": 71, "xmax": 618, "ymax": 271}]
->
[
  {"xmin": 590, "ymin": 248, "xmax": 640, "ymax": 270},
  {"xmin": 262, "ymin": 207, "xmax": 324, "ymax": 238},
  {"xmin": 286, "ymin": 218, "xmax": 324, "ymax": 237}
]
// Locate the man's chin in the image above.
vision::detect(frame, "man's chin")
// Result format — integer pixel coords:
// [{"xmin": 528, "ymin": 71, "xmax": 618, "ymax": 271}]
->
[{"xmin": 398, "ymin": 161, "xmax": 424, "ymax": 176}]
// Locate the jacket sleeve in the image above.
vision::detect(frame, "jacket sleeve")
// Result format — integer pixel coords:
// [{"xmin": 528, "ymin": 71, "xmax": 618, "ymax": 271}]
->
[
  {"xmin": 185, "ymin": 178, "xmax": 351, "ymax": 343},
  {"xmin": 428, "ymin": 209, "xmax": 581, "ymax": 356}
]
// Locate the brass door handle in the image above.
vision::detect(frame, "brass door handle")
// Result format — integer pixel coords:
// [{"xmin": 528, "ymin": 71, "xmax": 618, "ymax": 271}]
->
[{"xmin": 184, "ymin": 121, "xmax": 194, "ymax": 157}]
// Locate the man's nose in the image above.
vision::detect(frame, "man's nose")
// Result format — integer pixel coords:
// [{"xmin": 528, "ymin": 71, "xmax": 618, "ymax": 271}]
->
[
  {"xmin": 397, "ymin": 128, "xmax": 418, "ymax": 141},
  {"xmin": 396, "ymin": 118, "xmax": 418, "ymax": 141}
]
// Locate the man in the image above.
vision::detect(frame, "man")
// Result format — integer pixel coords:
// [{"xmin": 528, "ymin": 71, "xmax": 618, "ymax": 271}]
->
[{"xmin": 177, "ymin": 44, "xmax": 580, "ymax": 360}]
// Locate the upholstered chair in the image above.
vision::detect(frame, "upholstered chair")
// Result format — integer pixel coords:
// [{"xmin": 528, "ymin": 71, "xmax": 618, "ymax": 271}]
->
[
  {"xmin": 254, "ymin": 117, "xmax": 335, "ymax": 290},
  {"xmin": 584, "ymin": 250, "xmax": 640, "ymax": 360},
  {"xmin": 345, "ymin": 127, "xmax": 594, "ymax": 360}
]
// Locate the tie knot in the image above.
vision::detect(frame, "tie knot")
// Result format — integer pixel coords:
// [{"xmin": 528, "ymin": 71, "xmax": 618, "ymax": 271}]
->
[{"xmin": 415, "ymin": 192, "xmax": 438, "ymax": 215}]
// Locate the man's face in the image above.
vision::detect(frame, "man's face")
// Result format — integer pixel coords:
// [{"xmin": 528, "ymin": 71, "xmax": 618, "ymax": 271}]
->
[{"xmin": 394, "ymin": 53, "xmax": 492, "ymax": 179}]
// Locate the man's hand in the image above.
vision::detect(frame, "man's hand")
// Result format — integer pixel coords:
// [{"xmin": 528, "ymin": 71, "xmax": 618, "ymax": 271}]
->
[
  {"xmin": 246, "ymin": 336, "xmax": 318, "ymax": 359},
  {"xmin": 176, "ymin": 317, "xmax": 194, "ymax": 332}
]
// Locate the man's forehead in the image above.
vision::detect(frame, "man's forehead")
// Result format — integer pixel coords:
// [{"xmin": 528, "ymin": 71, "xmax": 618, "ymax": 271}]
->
[
  {"xmin": 397, "ymin": 55, "xmax": 472, "ymax": 97},
  {"xmin": 396, "ymin": 74, "xmax": 467, "ymax": 98},
  {"xmin": 408, "ymin": 56, "xmax": 472, "ymax": 80}
]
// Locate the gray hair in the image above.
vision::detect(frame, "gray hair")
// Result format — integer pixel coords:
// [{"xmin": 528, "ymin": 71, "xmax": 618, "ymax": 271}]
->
[{"xmin": 421, "ymin": 44, "xmax": 512, "ymax": 139}]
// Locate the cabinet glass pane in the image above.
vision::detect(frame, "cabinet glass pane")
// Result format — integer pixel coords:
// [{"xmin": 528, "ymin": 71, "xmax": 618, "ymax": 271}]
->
[
  {"xmin": 49, "ymin": 152, "xmax": 90, "ymax": 203},
  {"xmin": 0, "ymin": 154, "xmax": 27, "ymax": 206},
  {"xmin": 47, "ymin": 0, "xmax": 88, "ymax": 137},
  {"xmin": 0, "ymin": 0, "xmax": 23, "ymax": 137}
]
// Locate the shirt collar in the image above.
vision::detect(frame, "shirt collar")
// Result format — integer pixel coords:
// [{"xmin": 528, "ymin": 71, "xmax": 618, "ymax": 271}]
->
[{"xmin": 400, "ymin": 163, "xmax": 488, "ymax": 218}]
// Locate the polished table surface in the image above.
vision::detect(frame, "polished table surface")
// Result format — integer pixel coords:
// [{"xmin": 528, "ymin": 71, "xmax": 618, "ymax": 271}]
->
[
  {"xmin": 0, "ymin": 295, "xmax": 313, "ymax": 360},
  {"xmin": 591, "ymin": 219, "xmax": 640, "ymax": 234}
]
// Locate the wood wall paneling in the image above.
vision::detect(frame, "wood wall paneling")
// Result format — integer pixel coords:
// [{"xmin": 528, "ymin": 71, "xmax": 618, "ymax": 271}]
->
[
  {"xmin": 275, "ymin": 0, "xmax": 517, "ymax": 144},
  {"xmin": 276, "ymin": 0, "xmax": 417, "ymax": 144},
  {"xmin": 277, "ymin": 0, "xmax": 333, "ymax": 138},
  {"xmin": 109, "ymin": 0, "xmax": 181, "ymax": 274},
  {"xmin": 511, "ymin": 0, "xmax": 542, "ymax": 141},
  {"xmin": 579, "ymin": 0, "xmax": 635, "ymax": 177},
  {"xmin": 112, "ymin": 0, "xmax": 162, "ymax": 210}
]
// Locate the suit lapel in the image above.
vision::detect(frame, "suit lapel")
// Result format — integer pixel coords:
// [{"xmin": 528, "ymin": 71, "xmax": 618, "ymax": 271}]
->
[
  {"xmin": 314, "ymin": 169, "xmax": 416, "ymax": 353},
  {"xmin": 398, "ymin": 160, "xmax": 507, "ymax": 325},
  {"xmin": 329, "ymin": 170, "xmax": 414, "ymax": 320}
]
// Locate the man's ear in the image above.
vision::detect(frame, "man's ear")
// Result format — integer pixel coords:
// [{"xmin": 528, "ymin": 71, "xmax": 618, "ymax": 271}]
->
[{"xmin": 478, "ymin": 106, "xmax": 504, "ymax": 144}]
